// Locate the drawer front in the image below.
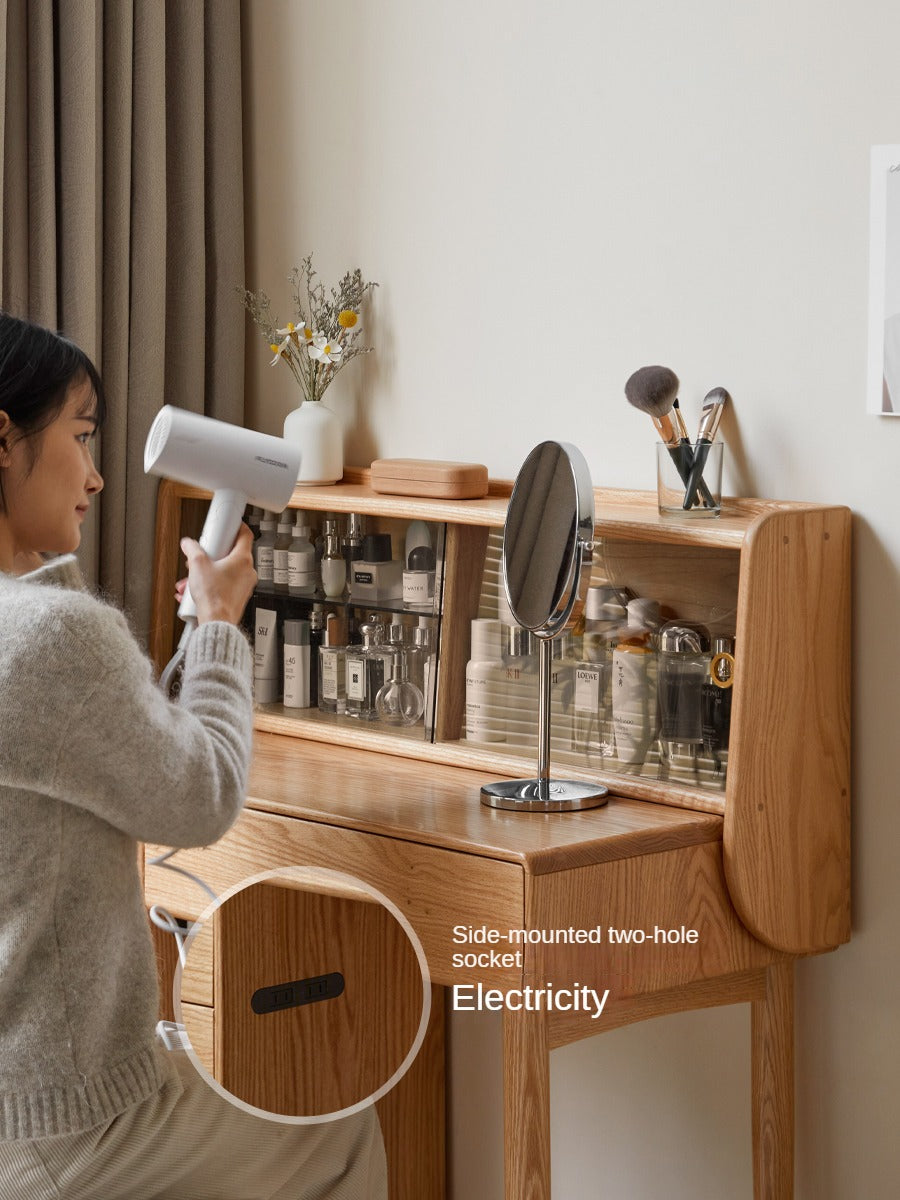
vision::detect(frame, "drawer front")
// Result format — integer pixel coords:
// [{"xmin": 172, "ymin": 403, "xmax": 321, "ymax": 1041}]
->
[
  {"xmin": 146, "ymin": 808, "xmax": 525, "ymax": 987},
  {"xmin": 181, "ymin": 1002, "xmax": 214, "ymax": 1075}
]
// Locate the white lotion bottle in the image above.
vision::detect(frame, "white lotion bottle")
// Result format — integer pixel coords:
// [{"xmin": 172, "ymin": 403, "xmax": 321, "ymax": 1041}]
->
[
  {"xmin": 253, "ymin": 606, "xmax": 280, "ymax": 704},
  {"xmin": 465, "ymin": 618, "xmax": 505, "ymax": 742},
  {"xmin": 611, "ymin": 598, "xmax": 660, "ymax": 765},
  {"xmin": 287, "ymin": 512, "xmax": 317, "ymax": 596},
  {"xmin": 320, "ymin": 521, "xmax": 347, "ymax": 599},
  {"xmin": 255, "ymin": 512, "xmax": 277, "ymax": 589},
  {"xmin": 272, "ymin": 510, "xmax": 293, "ymax": 594}
]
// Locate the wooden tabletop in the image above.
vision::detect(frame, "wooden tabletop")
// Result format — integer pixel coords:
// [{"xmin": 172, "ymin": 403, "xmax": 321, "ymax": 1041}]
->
[{"xmin": 246, "ymin": 732, "xmax": 723, "ymax": 876}]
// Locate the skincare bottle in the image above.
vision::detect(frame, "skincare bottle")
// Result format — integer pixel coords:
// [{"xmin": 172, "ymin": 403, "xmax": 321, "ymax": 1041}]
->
[
  {"xmin": 702, "ymin": 636, "xmax": 735, "ymax": 763},
  {"xmin": 253, "ymin": 606, "xmax": 280, "ymax": 704},
  {"xmin": 465, "ymin": 618, "xmax": 505, "ymax": 742},
  {"xmin": 500, "ymin": 624, "xmax": 536, "ymax": 747},
  {"xmin": 318, "ymin": 614, "xmax": 348, "ymax": 715},
  {"xmin": 255, "ymin": 512, "xmax": 277, "ymax": 589},
  {"xmin": 350, "ymin": 533, "xmax": 403, "ymax": 602},
  {"xmin": 307, "ymin": 604, "xmax": 327, "ymax": 707},
  {"xmin": 272, "ymin": 511, "xmax": 293, "ymax": 594},
  {"xmin": 657, "ymin": 621, "xmax": 711, "ymax": 759},
  {"xmin": 320, "ymin": 522, "xmax": 347, "ymax": 599},
  {"xmin": 403, "ymin": 545, "xmax": 437, "ymax": 609},
  {"xmin": 375, "ymin": 649, "xmax": 425, "ymax": 726},
  {"xmin": 342, "ymin": 513, "xmax": 365, "ymax": 577},
  {"xmin": 611, "ymin": 598, "xmax": 660, "ymax": 766},
  {"xmin": 287, "ymin": 512, "xmax": 317, "ymax": 596},
  {"xmin": 283, "ymin": 619, "xmax": 311, "ymax": 709},
  {"xmin": 345, "ymin": 624, "xmax": 392, "ymax": 720}
]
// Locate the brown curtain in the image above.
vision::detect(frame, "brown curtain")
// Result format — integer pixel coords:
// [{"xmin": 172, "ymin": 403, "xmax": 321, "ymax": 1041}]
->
[{"xmin": 0, "ymin": 0, "xmax": 245, "ymax": 641}]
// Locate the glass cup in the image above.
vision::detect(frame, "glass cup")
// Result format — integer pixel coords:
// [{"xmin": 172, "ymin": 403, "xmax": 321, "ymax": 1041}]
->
[{"xmin": 656, "ymin": 441, "xmax": 724, "ymax": 518}]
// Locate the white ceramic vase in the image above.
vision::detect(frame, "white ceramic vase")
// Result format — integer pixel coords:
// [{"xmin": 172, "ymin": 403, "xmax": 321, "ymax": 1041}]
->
[{"xmin": 283, "ymin": 399, "xmax": 343, "ymax": 485}]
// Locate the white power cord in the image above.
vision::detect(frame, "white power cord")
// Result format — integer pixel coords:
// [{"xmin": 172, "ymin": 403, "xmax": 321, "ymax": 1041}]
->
[{"xmin": 147, "ymin": 848, "xmax": 217, "ymax": 968}]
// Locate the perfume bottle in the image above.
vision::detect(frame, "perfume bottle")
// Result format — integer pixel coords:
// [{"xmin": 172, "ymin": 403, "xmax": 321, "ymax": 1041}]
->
[
  {"xmin": 611, "ymin": 598, "xmax": 661, "ymax": 766},
  {"xmin": 702, "ymin": 636, "xmax": 735, "ymax": 765},
  {"xmin": 318, "ymin": 613, "xmax": 348, "ymax": 715},
  {"xmin": 403, "ymin": 545, "xmax": 437, "ymax": 609},
  {"xmin": 375, "ymin": 649, "xmax": 425, "ymax": 726},
  {"xmin": 657, "ymin": 621, "xmax": 711, "ymax": 759},
  {"xmin": 345, "ymin": 624, "xmax": 392, "ymax": 720},
  {"xmin": 409, "ymin": 624, "xmax": 437, "ymax": 734},
  {"xmin": 320, "ymin": 520, "xmax": 347, "ymax": 599},
  {"xmin": 575, "ymin": 586, "xmax": 626, "ymax": 746}
]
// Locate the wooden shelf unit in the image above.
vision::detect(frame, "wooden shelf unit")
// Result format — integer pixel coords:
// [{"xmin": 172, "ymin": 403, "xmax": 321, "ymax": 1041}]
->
[{"xmin": 150, "ymin": 471, "xmax": 850, "ymax": 958}]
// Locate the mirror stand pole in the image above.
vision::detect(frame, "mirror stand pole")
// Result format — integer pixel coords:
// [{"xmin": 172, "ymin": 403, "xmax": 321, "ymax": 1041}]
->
[{"xmin": 537, "ymin": 636, "xmax": 552, "ymax": 802}]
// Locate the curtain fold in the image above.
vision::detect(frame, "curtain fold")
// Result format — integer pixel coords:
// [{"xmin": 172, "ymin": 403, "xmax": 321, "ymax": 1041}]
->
[{"xmin": 0, "ymin": 0, "xmax": 245, "ymax": 641}]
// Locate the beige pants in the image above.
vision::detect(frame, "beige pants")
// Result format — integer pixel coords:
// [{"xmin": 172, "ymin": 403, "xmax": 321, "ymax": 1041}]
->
[{"xmin": 0, "ymin": 1046, "xmax": 386, "ymax": 1200}]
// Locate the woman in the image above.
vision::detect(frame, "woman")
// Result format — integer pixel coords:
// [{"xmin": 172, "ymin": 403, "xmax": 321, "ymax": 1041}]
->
[{"xmin": 0, "ymin": 313, "xmax": 385, "ymax": 1199}]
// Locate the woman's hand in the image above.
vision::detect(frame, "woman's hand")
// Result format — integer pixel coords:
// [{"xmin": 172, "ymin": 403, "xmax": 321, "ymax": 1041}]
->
[{"xmin": 179, "ymin": 524, "xmax": 257, "ymax": 625}]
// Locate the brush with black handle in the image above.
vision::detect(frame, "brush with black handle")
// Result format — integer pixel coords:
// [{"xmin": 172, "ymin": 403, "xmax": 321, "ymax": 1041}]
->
[
  {"xmin": 624, "ymin": 366, "xmax": 714, "ymax": 504},
  {"xmin": 682, "ymin": 388, "xmax": 729, "ymax": 509}
]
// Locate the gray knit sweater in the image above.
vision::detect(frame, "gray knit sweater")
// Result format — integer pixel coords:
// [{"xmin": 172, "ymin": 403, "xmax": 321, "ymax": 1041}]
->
[{"xmin": 0, "ymin": 558, "xmax": 253, "ymax": 1140}]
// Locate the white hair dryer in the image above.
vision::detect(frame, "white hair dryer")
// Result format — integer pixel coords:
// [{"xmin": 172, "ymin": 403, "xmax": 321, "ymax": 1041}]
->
[{"xmin": 144, "ymin": 405, "xmax": 302, "ymax": 624}]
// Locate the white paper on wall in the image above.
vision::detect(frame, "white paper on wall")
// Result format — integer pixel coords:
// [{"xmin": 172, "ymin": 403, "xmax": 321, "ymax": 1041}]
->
[{"xmin": 868, "ymin": 144, "xmax": 900, "ymax": 415}]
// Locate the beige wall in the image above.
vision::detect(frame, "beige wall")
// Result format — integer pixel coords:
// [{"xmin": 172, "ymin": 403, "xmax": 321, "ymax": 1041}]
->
[{"xmin": 242, "ymin": 2, "xmax": 900, "ymax": 1195}]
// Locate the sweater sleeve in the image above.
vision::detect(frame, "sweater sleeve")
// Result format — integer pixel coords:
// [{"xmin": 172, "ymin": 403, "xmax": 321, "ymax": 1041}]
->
[{"xmin": 2, "ymin": 591, "xmax": 254, "ymax": 847}]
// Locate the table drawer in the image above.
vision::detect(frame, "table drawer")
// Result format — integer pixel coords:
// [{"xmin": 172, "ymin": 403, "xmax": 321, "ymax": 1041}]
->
[{"xmin": 146, "ymin": 807, "xmax": 525, "ymax": 987}]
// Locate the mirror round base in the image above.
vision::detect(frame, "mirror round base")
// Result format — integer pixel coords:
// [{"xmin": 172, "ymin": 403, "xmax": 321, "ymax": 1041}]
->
[{"xmin": 480, "ymin": 779, "xmax": 609, "ymax": 812}]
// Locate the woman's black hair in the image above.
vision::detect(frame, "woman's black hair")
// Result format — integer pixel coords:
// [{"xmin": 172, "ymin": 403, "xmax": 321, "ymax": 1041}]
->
[{"xmin": 0, "ymin": 311, "xmax": 106, "ymax": 509}]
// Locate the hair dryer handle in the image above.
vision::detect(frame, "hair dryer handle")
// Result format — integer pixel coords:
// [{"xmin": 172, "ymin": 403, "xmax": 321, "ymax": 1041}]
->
[{"xmin": 177, "ymin": 488, "xmax": 249, "ymax": 623}]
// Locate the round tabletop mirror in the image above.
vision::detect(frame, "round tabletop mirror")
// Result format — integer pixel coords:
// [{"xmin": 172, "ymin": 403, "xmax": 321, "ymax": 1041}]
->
[
  {"xmin": 502, "ymin": 440, "xmax": 595, "ymax": 637},
  {"xmin": 481, "ymin": 441, "xmax": 609, "ymax": 812}
]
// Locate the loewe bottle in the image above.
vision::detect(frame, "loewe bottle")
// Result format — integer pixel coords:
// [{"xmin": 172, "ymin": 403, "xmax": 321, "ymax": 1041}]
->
[
  {"xmin": 611, "ymin": 598, "xmax": 660, "ymax": 766},
  {"xmin": 573, "ymin": 586, "xmax": 626, "ymax": 758}
]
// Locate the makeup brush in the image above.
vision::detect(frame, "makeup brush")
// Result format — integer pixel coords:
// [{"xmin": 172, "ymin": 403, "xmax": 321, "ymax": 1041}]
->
[
  {"xmin": 624, "ymin": 365, "xmax": 696, "ymax": 489},
  {"xmin": 682, "ymin": 387, "xmax": 730, "ymax": 509}
]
